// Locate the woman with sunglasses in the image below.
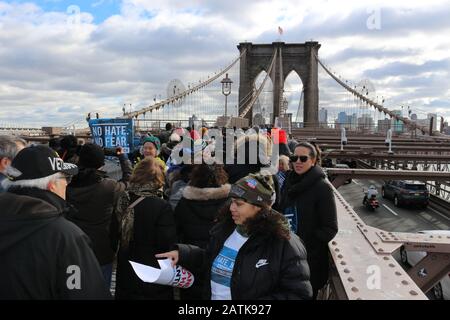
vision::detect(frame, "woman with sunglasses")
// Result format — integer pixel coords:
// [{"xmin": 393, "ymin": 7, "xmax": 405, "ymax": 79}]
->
[{"xmin": 279, "ymin": 142, "xmax": 337, "ymax": 299}]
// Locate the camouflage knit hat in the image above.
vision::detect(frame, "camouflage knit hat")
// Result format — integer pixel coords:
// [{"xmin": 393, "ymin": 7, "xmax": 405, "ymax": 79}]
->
[{"xmin": 229, "ymin": 173, "xmax": 275, "ymax": 207}]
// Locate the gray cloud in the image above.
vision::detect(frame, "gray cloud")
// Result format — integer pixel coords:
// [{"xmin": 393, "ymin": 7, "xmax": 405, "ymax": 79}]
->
[{"xmin": 363, "ymin": 59, "xmax": 450, "ymax": 79}]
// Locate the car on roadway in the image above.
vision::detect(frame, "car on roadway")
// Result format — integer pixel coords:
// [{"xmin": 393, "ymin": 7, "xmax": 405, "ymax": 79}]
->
[
  {"xmin": 400, "ymin": 230, "xmax": 450, "ymax": 300},
  {"xmin": 381, "ymin": 180, "xmax": 429, "ymax": 208},
  {"xmin": 327, "ymin": 163, "xmax": 352, "ymax": 184}
]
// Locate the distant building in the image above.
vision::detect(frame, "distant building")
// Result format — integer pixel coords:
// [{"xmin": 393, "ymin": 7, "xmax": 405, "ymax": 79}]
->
[
  {"xmin": 337, "ymin": 112, "xmax": 347, "ymax": 125},
  {"xmin": 335, "ymin": 112, "xmax": 357, "ymax": 130},
  {"xmin": 319, "ymin": 108, "xmax": 328, "ymax": 128},
  {"xmin": 391, "ymin": 110, "xmax": 404, "ymax": 132},
  {"xmin": 349, "ymin": 113, "xmax": 358, "ymax": 130},
  {"xmin": 427, "ymin": 113, "xmax": 438, "ymax": 131},
  {"xmin": 443, "ymin": 122, "xmax": 449, "ymax": 135},
  {"xmin": 357, "ymin": 114, "xmax": 375, "ymax": 133},
  {"xmin": 377, "ymin": 118, "xmax": 391, "ymax": 134}
]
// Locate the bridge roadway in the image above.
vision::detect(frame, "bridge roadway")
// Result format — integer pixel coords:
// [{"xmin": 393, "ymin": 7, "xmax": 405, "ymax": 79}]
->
[
  {"xmin": 337, "ymin": 179, "xmax": 450, "ymax": 235},
  {"xmin": 336, "ymin": 178, "xmax": 450, "ymax": 300}
]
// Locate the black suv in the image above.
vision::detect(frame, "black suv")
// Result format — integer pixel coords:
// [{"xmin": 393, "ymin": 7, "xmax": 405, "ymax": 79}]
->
[{"xmin": 381, "ymin": 180, "xmax": 429, "ymax": 208}]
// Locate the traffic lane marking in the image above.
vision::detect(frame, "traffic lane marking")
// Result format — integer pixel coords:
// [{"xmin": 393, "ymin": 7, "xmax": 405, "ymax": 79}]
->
[{"xmin": 382, "ymin": 204, "xmax": 399, "ymax": 216}]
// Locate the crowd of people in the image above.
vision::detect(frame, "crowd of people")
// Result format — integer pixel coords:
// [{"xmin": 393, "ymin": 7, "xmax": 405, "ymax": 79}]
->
[{"xmin": 0, "ymin": 123, "xmax": 337, "ymax": 300}]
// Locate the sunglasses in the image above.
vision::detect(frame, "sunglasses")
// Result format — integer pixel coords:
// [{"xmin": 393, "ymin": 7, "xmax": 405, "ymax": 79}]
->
[{"xmin": 289, "ymin": 155, "xmax": 310, "ymax": 163}]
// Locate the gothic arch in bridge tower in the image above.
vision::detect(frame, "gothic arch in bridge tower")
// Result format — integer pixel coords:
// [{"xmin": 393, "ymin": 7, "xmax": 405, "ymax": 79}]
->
[
  {"xmin": 284, "ymin": 70, "xmax": 304, "ymax": 123},
  {"xmin": 237, "ymin": 41, "xmax": 320, "ymax": 126}
]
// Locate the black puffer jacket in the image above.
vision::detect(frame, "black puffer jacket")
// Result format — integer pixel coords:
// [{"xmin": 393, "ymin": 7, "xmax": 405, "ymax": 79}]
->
[
  {"xmin": 174, "ymin": 184, "xmax": 230, "ymax": 249},
  {"xmin": 0, "ymin": 188, "xmax": 111, "ymax": 300},
  {"xmin": 279, "ymin": 166, "xmax": 338, "ymax": 297},
  {"xmin": 177, "ymin": 212, "xmax": 312, "ymax": 300},
  {"xmin": 66, "ymin": 155, "xmax": 132, "ymax": 266}
]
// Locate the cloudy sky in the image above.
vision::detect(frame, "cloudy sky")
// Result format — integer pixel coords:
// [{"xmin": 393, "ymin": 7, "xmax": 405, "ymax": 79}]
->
[{"xmin": 0, "ymin": 0, "xmax": 449, "ymax": 128}]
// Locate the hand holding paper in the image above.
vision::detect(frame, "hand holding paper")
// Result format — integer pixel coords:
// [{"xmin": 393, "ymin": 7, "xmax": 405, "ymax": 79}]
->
[
  {"xmin": 155, "ymin": 250, "xmax": 179, "ymax": 266},
  {"xmin": 129, "ymin": 259, "xmax": 194, "ymax": 288}
]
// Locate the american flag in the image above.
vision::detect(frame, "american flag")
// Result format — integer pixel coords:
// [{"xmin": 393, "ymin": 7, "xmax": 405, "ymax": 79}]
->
[{"xmin": 278, "ymin": 26, "xmax": 283, "ymax": 35}]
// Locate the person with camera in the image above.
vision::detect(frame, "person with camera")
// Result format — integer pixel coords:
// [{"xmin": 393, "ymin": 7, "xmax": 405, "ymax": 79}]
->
[{"xmin": 66, "ymin": 143, "xmax": 132, "ymax": 288}]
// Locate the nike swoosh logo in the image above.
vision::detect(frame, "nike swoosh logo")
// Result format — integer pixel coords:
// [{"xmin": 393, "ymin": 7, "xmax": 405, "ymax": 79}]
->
[{"xmin": 255, "ymin": 261, "xmax": 269, "ymax": 268}]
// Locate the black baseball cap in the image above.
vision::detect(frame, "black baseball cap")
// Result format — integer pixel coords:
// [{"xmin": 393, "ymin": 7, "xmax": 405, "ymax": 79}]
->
[{"xmin": 11, "ymin": 145, "xmax": 78, "ymax": 181}]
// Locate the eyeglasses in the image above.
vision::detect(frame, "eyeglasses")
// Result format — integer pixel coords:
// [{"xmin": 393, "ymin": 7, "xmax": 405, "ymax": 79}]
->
[{"xmin": 289, "ymin": 155, "xmax": 309, "ymax": 163}]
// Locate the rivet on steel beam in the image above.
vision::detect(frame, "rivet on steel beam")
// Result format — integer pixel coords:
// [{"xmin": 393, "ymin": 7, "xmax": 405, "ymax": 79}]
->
[
  {"xmin": 378, "ymin": 248, "xmax": 384, "ymax": 252},
  {"xmin": 340, "ymin": 261, "xmax": 347, "ymax": 265},
  {"xmin": 337, "ymin": 254, "xmax": 343, "ymax": 259},
  {"xmin": 364, "ymin": 229, "xmax": 368, "ymax": 232},
  {"xmin": 332, "ymin": 241, "xmax": 337, "ymax": 246},
  {"xmin": 389, "ymin": 263, "xmax": 395, "ymax": 268},
  {"xmin": 344, "ymin": 268, "xmax": 350, "ymax": 274},
  {"xmin": 409, "ymin": 290, "xmax": 418, "ymax": 296},
  {"xmin": 401, "ymin": 280, "xmax": 409, "ymax": 285},
  {"xmin": 395, "ymin": 271, "xmax": 402, "ymax": 276},
  {"xmin": 373, "ymin": 241, "xmax": 378, "ymax": 245},
  {"xmin": 351, "ymin": 287, "xmax": 359, "ymax": 293},
  {"xmin": 383, "ymin": 257, "xmax": 389, "ymax": 260},
  {"xmin": 334, "ymin": 248, "xmax": 340, "ymax": 252},
  {"xmin": 348, "ymin": 277, "xmax": 354, "ymax": 283}
]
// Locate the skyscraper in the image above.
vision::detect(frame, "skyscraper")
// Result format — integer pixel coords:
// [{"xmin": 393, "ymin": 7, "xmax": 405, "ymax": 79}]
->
[{"xmin": 319, "ymin": 108, "xmax": 328, "ymax": 128}]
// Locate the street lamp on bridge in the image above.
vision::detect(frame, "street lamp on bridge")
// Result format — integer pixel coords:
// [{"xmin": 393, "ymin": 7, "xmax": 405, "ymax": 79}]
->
[
  {"xmin": 221, "ymin": 73, "xmax": 232, "ymax": 117},
  {"xmin": 282, "ymin": 97, "xmax": 288, "ymax": 116}
]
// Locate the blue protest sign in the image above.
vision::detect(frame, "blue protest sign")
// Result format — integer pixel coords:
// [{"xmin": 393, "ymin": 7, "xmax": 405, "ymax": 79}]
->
[{"xmin": 88, "ymin": 119, "xmax": 134, "ymax": 153}]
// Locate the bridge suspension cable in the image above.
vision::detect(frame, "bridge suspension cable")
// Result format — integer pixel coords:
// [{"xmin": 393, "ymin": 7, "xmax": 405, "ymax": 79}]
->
[
  {"xmin": 278, "ymin": 47, "xmax": 284, "ymax": 115},
  {"xmin": 122, "ymin": 50, "xmax": 247, "ymax": 120},
  {"xmin": 315, "ymin": 55, "xmax": 443, "ymax": 137},
  {"xmin": 239, "ymin": 48, "xmax": 278, "ymax": 118},
  {"xmin": 295, "ymin": 89, "xmax": 304, "ymax": 123}
]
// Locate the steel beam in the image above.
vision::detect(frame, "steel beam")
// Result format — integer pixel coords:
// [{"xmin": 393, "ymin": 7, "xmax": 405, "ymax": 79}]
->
[
  {"xmin": 327, "ymin": 187, "xmax": 429, "ymax": 299},
  {"xmin": 324, "ymin": 151, "xmax": 450, "ymax": 162},
  {"xmin": 327, "ymin": 168, "xmax": 450, "ymax": 188}
]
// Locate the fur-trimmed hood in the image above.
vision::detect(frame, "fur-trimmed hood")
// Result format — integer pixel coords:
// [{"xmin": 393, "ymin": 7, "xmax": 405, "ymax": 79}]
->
[{"xmin": 182, "ymin": 184, "xmax": 231, "ymax": 201}]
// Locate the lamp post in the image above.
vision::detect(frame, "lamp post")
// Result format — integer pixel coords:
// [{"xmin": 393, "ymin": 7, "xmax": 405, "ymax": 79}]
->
[
  {"xmin": 282, "ymin": 98, "xmax": 288, "ymax": 116},
  {"xmin": 221, "ymin": 73, "xmax": 232, "ymax": 117}
]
